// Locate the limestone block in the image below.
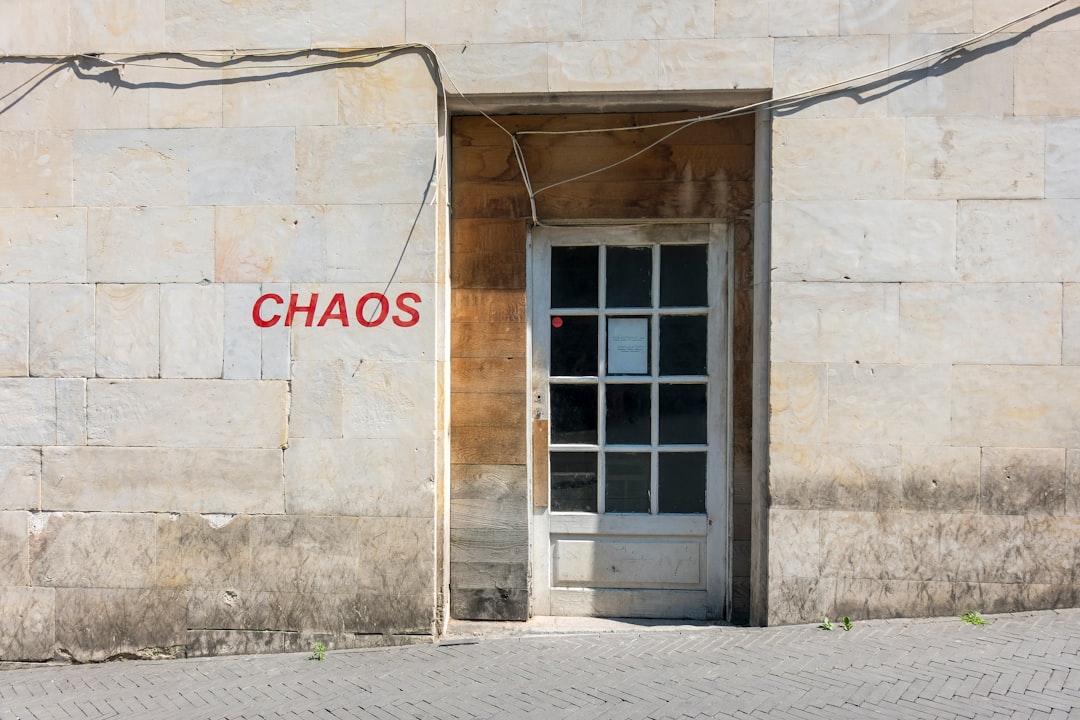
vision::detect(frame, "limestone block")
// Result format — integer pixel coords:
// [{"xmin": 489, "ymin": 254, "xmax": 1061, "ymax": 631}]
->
[
  {"xmin": 261, "ymin": 283, "xmax": 291, "ymax": 380},
  {"xmin": 1068, "ymin": 450, "xmax": 1080, "ymax": 516},
  {"xmin": 342, "ymin": 361, "xmax": 436, "ymax": 440},
  {"xmin": 404, "ymin": 0, "xmax": 581, "ymax": 44},
  {"xmin": 958, "ymin": 200, "xmax": 1080, "ymax": 282},
  {"xmin": 0, "ymin": 284, "xmax": 27, "ymax": 376},
  {"xmin": 0, "ymin": 587, "xmax": 55, "ymax": 662},
  {"xmin": 0, "ymin": 131, "xmax": 73, "ymax": 207},
  {"xmin": 773, "ymin": 36, "xmax": 888, "ymax": 117},
  {"xmin": 766, "ymin": 508, "xmax": 822, "ymax": 578},
  {"xmin": 658, "ymin": 38, "xmax": 773, "ymax": 91},
  {"xmin": 29, "ymin": 284, "xmax": 94, "ymax": 377},
  {"xmin": 185, "ymin": 128, "xmax": 297, "ymax": 206},
  {"xmin": 428, "ymin": 43, "xmax": 549, "ymax": 96},
  {"xmin": 768, "ymin": 0, "xmax": 839, "ymax": 36},
  {"xmin": 981, "ymin": 447, "xmax": 1066, "ymax": 516},
  {"xmin": 0, "ymin": 380, "xmax": 55, "ymax": 445},
  {"xmin": 160, "ymin": 284, "xmax": 224, "ymax": 379},
  {"xmin": 770, "ymin": 282, "xmax": 899, "ymax": 363},
  {"xmin": 290, "ymin": 361, "xmax": 344, "ymax": 439},
  {"xmin": 838, "ymin": 0, "xmax": 908, "ymax": 34},
  {"xmin": 311, "ymin": 0, "xmax": 405, "ymax": 46},
  {"xmin": 215, "ymin": 206, "xmax": 328, "ymax": 283},
  {"xmin": 1066, "ymin": 285, "xmax": 1080, "ymax": 365},
  {"xmin": 288, "ymin": 283, "xmax": 436, "ymax": 363},
  {"xmin": 952, "ymin": 366, "xmax": 1080, "ymax": 448},
  {"xmin": 827, "ymin": 363, "xmax": 951, "ymax": 445},
  {"xmin": 185, "ymin": 630, "xmax": 288, "ymax": 657},
  {"xmin": 548, "ymin": 41, "xmax": 659, "ymax": 92},
  {"xmin": 54, "ymin": 587, "xmax": 186, "ymax": 663},
  {"xmin": 714, "ymin": 0, "xmax": 768, "ymax": 37},
  {"xmin": 901, "ymin": 445, "xmax": 980, "ymax": 512},
  {"xmin": 30, "ymin": 511, "xmax": 183, "ymax": 588},
  {"xmin": 908, "ymin": 0, "xmax": 972, "ymax": 32},
  {"xmin": 0, "ymin": 208, "xmax": 86, "ymax": 282},
  {"xmin": 0, "ymin": 0, "xmax": 69, "ymax": 55},
  {"xmin": 580, "ymin": 0, "xmax": 712, "ymax": 40},
  {"xmin": 70, "ymin": 0, "xmax": 166, "ymax": 53},
  {"xmin": 0, "ymin": 511, "xmax": 28, "ymax": 585},
  {"xmin": 770, "ymin": 442, "xmax": 901, "ymax": 511},
  {"xmin": 165, "ymin": 0, "xmax": 311, "ymax": 51},
  {"xmin": 887, "ymin": 34, "xmax": 1014, "ymax": 117},
  {"xmin": 764, "ymin": 575, "xmax": 835, "ymax": 626},
  {"xmin": 1015, "ymin": 33, "xmax": 1080, "ymax": 116},
  {"xmin": 818, "ymin": 510, "xmax": 942, "ymax": 580},
  {"xmin": 223, "ymin": 284, "xmax": 262, "ymax": 380},
  {"xmin": 284, "ymin": 438, "xmax": 434, "ymax": 517},
  {"xmin": 223, "ymin": 59, "xmax": 338, "ymax": 128},
  {"xmin": 148, "ymin": 59, "xmax": 224, "ymax": 129},
  {"xmin": 937, "ymin": 513, "xmax": 1077, "ymax": 585},
  {"xmin": 772, "ymin": 118, "xmax": 905, "ymax": 200},
  {"xmin": 87, "ymin": 206, "xmax": 215, "ymax": 283},
  {"xmin": 86, "ymin": 379, "xmax": 288, "ymax": 448},
  {"xmin": 0, "ymin": 63, "xmax": 69, "ymax": 132},
  {"xmin": 337, "ymin": 52, "xmax": 437, "ymax": 127},
  {"xmin": 1046, "ymin": 119, "xmax": 1080, "ymax": 199},
  {"xmin": 973, "ymin": 0, "xmax": 1080, "ymax": 34},
  {"xmin": 325, "ymin": 203, "xmax": 437, "ymax": 283},
  {"xmin": 42, "ymin": 447, "xmax": 284, "ymax": 514},
  {"xmin": 900, "ymin": 283, "xmax": 1061, "ymax": 365},
  {"xmin": 772, "ymin": 200, "xmax": 957, "ymax": 282},
  {"xmin": 0, "ymin": 447, "xmax": 40, "ymax": 510},
  {"xmin": 95, "ymin": 284, "xmax": 159, "ymax": 378},
  {"xmin": 55, "ymin": 378, "xmax": 86, "ymax": 446},
  {"xmin": 768, "ymin": 362, "xmax": 827, "ymax": 445},
  {"xmin": 296, "ymin": 125, "xmax": 436, "ymax": 205},
  {"xmin": 905, "ymin": 117, "xmax": 1044, "ymax": 199}
]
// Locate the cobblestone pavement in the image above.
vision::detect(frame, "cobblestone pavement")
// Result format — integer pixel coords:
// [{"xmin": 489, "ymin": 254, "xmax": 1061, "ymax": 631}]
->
[{"xmin": 2, "ymin": 609, "xmax": 1080, "ymax": 719}]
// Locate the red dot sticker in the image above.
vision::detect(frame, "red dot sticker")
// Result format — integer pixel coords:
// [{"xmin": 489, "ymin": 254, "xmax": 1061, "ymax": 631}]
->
[{"xmin": 552, "ymin": 317, "xmax": 563, "ymax": 328}]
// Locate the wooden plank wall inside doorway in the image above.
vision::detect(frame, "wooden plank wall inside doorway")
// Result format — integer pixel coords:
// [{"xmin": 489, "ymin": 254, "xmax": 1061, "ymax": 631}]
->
[{"xmin": 449, "ymin": 112, "xmax": 756, "ymax": 622}]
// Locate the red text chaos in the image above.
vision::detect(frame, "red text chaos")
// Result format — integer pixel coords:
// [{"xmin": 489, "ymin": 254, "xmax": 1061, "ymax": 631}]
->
[{"xmin": 252, "ymin": 292, "xmax": 421, "ymax": 328}]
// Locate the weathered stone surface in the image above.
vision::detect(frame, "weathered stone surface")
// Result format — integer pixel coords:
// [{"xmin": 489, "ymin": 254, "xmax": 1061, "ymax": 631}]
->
[
  {"xmin": 70, "ymin": 0, "xmax": 166, "ymax": 53},
  {"xmin": 887, "ymin": 34, "xmax": 1014, "ymax": 117},
  {"xmin": 405, "ymin": 0, "xmax": 581, "ymax": 43},
  {"xmin": 981, "ymin": 447, "xmax": 1067, "ymax": 516},
  {"xmin": 773, "ymin": 118, "xmax": 905, "ymax": 200},
  {"xmin": 184, "ymin": 630, "xmax": 290, "ymax": 657},
  {"xmin": 223, "ymin": 283, "xmax": 262, "ymax": 381},
  {"xmin": 86, "ymin": 379, "xmax": 288, "ymax": 449},
  {"xmin": 0, "ymin": 587, "xmax": 55, "ymax": 661},
  {"xmin": 42, "ymin": 447, "xmax": 284, "ymax": 514},
  {"xmin": 0, "ymin": 131, "xmax": 73, "ymax": 207},
  {"xmin": 215, "ymin": 206, "xmax": 328, "ymax": 283},
  {"xmin": 714, "ymin": 0, "xmax": 767, "ymax": 36},
  {"xmin": 338, "ymin": 52, "xmax": 437, "ymax": 127},
  {"xmin": 766, "ymin": 508, "xmax": 821, "ymax": 579},
  {"xmin": 952, "ymin": 366, "xmax": 1080, "ymax": 449},
  {"xmin": 165, "ymin": 0, "xmax": 311, "ymax": 50},
  {"xmin": 1046, "ymin": 119, "xmax": 1080, "ymax": 199},
  {"xmin": 0, "ymin": 284, "xmax": 28, "ymax": 376},
  {"xmin": 30, "ymin": 512, "xmax": 183, "ymax": 588},
  {"xmin": 178, "ymin": 513, "xmax": 251, "ymax": 590},
  {"xmin": 1016, "ymin": 32, "xmax": 1080, "ymax": 116},
  {"xmin": 772, "ymin": 200, "xmax": 957, "ymax": 282},
  {"xmin": 29, "ymin": 284, "xmax": 94, "ymax": 377},
  {"xmin": 766, "ymin": 575, "xmax": 835, "ymax": 626},
  {"xmin": 900, "ymin": 283, "xmax": 1061, "ymax": 365},
  {"xmin": 87, "ymin": 206, "xmax": 214, "ymax": 283},
  {"xmin": 296, "ymin": 125, "xmax": 436, "ymax": 205},
  {"xmin": 973, "ymin": 0, "xmax": 1080, "ymax": 33},
  {"xmin": 0, "ymin": 0, "xmax": 69, "ymax": 54},
  {"xmin": 770, "ymin": 442, "xmax": 901, "ymax": 511},
  {"xmin": 223, "ymin": 59, "xmax": 337, "ymax": 128},
  {"xmin": 658, "ymin": 38, "xmax": 773, "ymax": 91},
  {"xmin": 0, "ymin": 209, "xmax": 86, "ymax": 282},
  {"xmin": 905, "ymin": 117, "xmax": 1044, "ymax": 199},
  {"xmin": 290, "ymin": 361, "xmax": 344, "ymax": 439},
  {"xmin": 0, "ymin": 379, "xmax": 56, "ymax": 445},
  {"xmin": 342, "ymin": 361, "xmax": 436, "ymax": 440},
  {"xmin": 581, "ymin": 0, "xmax": 712, "ymax": 39},
  {"xmin": 325, "ymin": 203, "xmax": 436, "ymax": 284},
  {"xmin": 284, "ymin": 438, "xmax": 434, "ymax": 517},
  {"xmin": 148, "ymin": 59, "xmax": 224, "ymax": 129},
  {"xmin": 0, "ymin": 510, "xmax": 28, "ymax": 585},
  {"xmin": 838, "ymin": 0, "xmax": 907, "ymax": 34},
  {"xmin": 55, "ymin": 378, "xmax": 86, "ymax": 446},
  {"xmin": 957, "ymin": 200, "xmax": 1080, "ymax": 281},
  {"xmin": 771, "ymin": 282, "xmax": 899, "ymax": 363},
  {"xmin": 768, "ymin": 362, "xmax": 827, "ymax": 446},
  {"xmin": 908, "ymin": 0, "xmax": 972, "ymax": 32},
  {"xmin": 311, "ymin": 0, "xmax": 405, "ymax": 46},
  {"xmin": 54, "ymin": 587, "xmax": 186, "ymax": 663},
  {"xmin": 548, "ymin": 41, "xmax": 659, "ymax": 92},
  {"xmin": 0, "ymin": 447, "xmax": 40, "ymax": 510},
  {"xmin": 773, "ymin": 36, "xmax": 887, "ymax": 117},
  {"xmin": 1068, "ymin": 450, "xmax": 1080, "ymax": 517},
  {"xmin": 96, "ymin": 284, "xmax": 159, "ymax": 378},
  {"xmin": 818, "ymin": 510, "xmax": 942, "ymax": 581},
  {"xmin": 160, "ymin": 284, "xmax": 224, "ymax": 379},
  {"xmin": 901, "ymin": 445, "xmax": 980, "ymax": 513},
  {"xmin": 428, "ymin": 43, "xmax": 548, "ymax": 95},
  {"xmin": 827, "ymin": 364, "xmax": 951, "ymax": 445},
  {"xmin": 260, "ymin": 282, "xmax": 291, "ymax": 381},
  {"xmin": 769, "ymin": 0, "xmax": 839, "ymax": 36}
]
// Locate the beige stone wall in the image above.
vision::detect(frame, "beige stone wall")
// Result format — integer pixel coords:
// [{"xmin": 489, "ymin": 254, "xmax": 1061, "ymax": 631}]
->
[{"xmin": 2, "ymin": 0, "xmax": 1080, "ymax": 658}]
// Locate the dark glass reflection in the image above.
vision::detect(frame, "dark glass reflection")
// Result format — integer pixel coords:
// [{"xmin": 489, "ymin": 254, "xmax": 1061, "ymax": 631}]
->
[
  {"xmin": 605, "ymin": 384, "xmax": 651, "ymax": 445},
  {"xmin": 551, "ymin": 315, "xmax": 598, "ymax": 377},
  {"xmin": 552, "ymin": 246, "xmax": 598, "ymax": 308},
  {"xmin": 659, "ymin": 315, "xmax": 707, "ymax": 376},
  {"xmin": 606, "ymin": 246, "xmax": 652, "ymax": 308},
  {"xmin": 660, "ymin": 245, "xmax": 708, "ymax": 307},
  {"xmin": 550, "ymin": 452, "xmax": 597, "ymax": 513},
  {"xmin": 605, "ymin": 452, "xmax": 651, "ymax": 513},
  {"xmin": 658, "ymin": 452, "xmax": 706, "ymax": 514},
  {"xmin": 659, "ymin": 384, "xmax": 707, "ymax": 444},
  {"xmin": 550, "ymin": 385, "xmax": 597, "ymax": 444}
]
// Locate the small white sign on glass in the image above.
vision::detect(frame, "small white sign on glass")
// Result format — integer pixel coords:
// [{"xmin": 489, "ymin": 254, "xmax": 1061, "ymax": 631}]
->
[{"xmin": 607, "ymin": 317, "xmax": 649, "ymax": 374}]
